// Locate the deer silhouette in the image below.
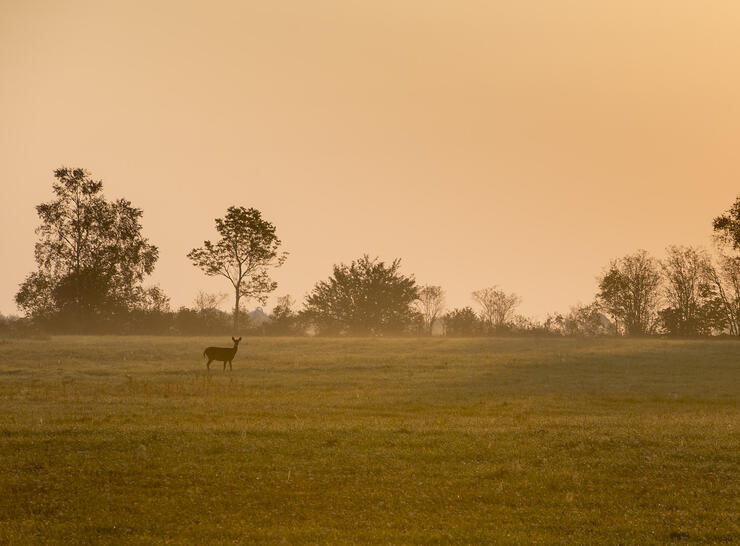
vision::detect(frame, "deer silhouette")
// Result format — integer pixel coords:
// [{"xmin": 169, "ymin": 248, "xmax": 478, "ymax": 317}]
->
[{"xmin": 203, "ymin": 337, "xmax": 242, "ymax": 371}]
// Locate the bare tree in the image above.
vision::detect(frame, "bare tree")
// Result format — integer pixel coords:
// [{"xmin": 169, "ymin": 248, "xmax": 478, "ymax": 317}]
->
[
  {"xmin": 193, "ymin": 291, "xmax": 228, "ymax": 313},
  {"xmin": 472, "ymin": 286, "xmax": 521, "ymax": 331},
  {"xmin": 597, "ymin": 250, "xmax": 662, "ymax": 335},
  {"xmin": 413, "ymin": 285, "xmax": 445, "ymax": 335}
]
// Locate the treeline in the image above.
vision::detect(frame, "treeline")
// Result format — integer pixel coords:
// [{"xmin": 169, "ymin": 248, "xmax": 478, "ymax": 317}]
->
[{"xmin": 8, "ymin": 168, "xmax": 740, "ymax": 337}]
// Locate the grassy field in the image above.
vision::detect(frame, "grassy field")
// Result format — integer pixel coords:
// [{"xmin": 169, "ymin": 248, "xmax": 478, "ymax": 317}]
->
[{"xmin": 0, "ymin": 336, "xmax": 737, "ymax": 544}]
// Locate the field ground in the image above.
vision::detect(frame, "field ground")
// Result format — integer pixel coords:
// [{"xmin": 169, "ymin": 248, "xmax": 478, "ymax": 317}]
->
[{"xmin": 0, "ymin": 336, "xmax": 738, "ymax": 544}]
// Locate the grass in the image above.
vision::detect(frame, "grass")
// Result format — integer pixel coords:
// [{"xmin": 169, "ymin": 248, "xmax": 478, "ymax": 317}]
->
[{"xmin": 0, "ymin": 336, "xmax": 737, "ymax": 544}]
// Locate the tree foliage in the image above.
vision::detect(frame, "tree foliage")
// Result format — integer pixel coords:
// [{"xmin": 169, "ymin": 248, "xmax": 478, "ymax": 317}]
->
[
  {"xmin": 15, "ymin": 168, "xmax": 160, "ymax": 330},
  {"xmin": 187, "ymin": 206, "xmax": 287, "ymax": 331},
  {"xmin": 442, "ymin": 307, "xmax": 482, "ymax": 336},
  {"xmin": 413, "ymin": 285, "xmax": 445, "ymax": 335},
  {"xmin": 659, "ymin": 246, "xmax": 724, "ymax": 336},
  {"xmin": 472, "ymin": 286, "xmax": 521, "ymax": 331},
  {"xmin": 596, "ymin": 250, "xmax": 662, "ymax": 335},
  {"xmin": 713, "ymin": 195, "xmax": 740, "ymax": 251},
  {"xmin": 303, "ymin": 255, "xmax": 419, "ymax": 335}
]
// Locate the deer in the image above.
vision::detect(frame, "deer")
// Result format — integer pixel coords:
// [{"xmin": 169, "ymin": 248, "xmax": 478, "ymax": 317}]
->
[{"xmin": 203, "ymin": 337, "xmax": 242, "ymax": 371}]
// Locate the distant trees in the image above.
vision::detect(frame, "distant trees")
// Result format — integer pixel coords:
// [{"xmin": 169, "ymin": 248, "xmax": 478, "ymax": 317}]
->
[
  {"xmin": 413, "ymin": 285, "xmax": 445, "ymax": 335},
  {"xmin": 596, "ymin": 250, "xmax": 662, "ymax": 335},
  {"xmin": 187, "ymin": 207, "xmax": 287, "ymax": 332},
  {"xmin": 659, "ymin": 246, "xmax": 724, "ymax": 336},
  {"xmin": 442, "ymin": 307, "xmax": 481, "ymax": 336},
  {"xmin": 267, "ymin": 295, "xmax": 301, "ymax": 335},
  {"xmin": 303, "ymin": 255, "xmax": 419, "ymax": 335},
  {"xmin": 546, "ymin": 303, "xmax": 613, "ymax": 337},
  {"xmin": 15, "ymin": 168, "xmax": 160, "ymax": 331},
  {"xmin": 472, "ymin": 286, "xmax": 521, "ymax": 332}
]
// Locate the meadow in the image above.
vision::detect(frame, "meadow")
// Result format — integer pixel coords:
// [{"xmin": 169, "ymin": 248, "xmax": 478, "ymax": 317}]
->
[{"xmin": 0, "ymin": 335, "xmax": 737, "ymax": 544}]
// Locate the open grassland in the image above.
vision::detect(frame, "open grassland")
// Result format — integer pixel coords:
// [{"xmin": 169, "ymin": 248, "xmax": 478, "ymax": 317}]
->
[{"xmin": 0, "ymin": 336, "xmax": 737, "ymax": 544}]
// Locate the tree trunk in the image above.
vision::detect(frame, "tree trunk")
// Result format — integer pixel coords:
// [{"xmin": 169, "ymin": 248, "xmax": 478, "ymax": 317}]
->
[{"xmin": 234, "ymin": 289, "xmax": 240, "ymax": 332}]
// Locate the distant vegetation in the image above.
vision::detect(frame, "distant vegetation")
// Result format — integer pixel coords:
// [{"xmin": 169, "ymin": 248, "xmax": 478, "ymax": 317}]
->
[{"xmin": 8, "ymin": 168, "xmax": 740, "ymax": 337}]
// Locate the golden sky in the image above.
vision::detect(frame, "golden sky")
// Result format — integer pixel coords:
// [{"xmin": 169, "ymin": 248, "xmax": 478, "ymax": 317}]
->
[{"xmin": 1, "ymin": 1, "xmax": 738, "ymax": 318}]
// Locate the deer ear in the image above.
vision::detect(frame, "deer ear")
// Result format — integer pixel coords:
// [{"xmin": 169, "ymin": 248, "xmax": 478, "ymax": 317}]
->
[
  {"xmin": 237, "ymin": 336, "xmax": 242, "ymax": 341},
  {"xmin": 232, "ymin": 336, "xmax": 236, "ymax": 341}
]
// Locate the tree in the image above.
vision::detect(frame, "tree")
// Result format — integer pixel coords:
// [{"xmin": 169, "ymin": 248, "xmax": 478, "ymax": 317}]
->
[
  {"xmin": 442, "ymin": 307, "xmax": 482, "ymax": 336},
  {"xmin": 187, "ymin": 206, "xmax": 287, "ymax": 332},
  {"xmin": 413, "ymin": 285, "xmax": 445, "ymax": 335},
  {"xmin": 713, "ymin": 195, "xmax": 740, "ymax": 251},
  {"xmin": 596, "ymin": 250, "xmax": 662, "ymax": 336},
  {"xmin": 303, "ymin": 255, "xmax": 419, "ymax": 335},
  {"xmin": 659, "ymin": 246, "xmax": 724, "ymax": 336},
  {"xmin": 193, "ymin": 291, "xmax": 228, "ymax": 313},
  {"xmin": 704, "ymin": 253, "xmax": 740, "ymax": 336},
  {"xmin": 267, "ymin": 295, "xmax": 300, "ymax": 335},
  {"xmin": 472, "ymin": 286, "xmax": 521, "ymax": 332},
  {"xmin": 15, "ymin": 168, "xmax": 159, "ymax": 330}
]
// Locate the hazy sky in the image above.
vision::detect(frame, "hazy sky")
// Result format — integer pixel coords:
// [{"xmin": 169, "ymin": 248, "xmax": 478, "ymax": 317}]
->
[{"xmin": 1, "ymin": 1, "xmax": 738, "ymax": 319}]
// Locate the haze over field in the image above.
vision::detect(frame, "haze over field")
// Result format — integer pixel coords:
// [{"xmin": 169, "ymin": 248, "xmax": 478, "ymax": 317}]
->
[{"xmin": 2, "ymin": 1, "xmax": 739, "ymax": 317}]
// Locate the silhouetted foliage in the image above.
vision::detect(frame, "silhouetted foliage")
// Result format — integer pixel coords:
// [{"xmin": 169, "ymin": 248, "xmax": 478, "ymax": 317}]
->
[
  {"xmin": 264, "ymin": 295, "xmax": 301, "ymax": 335},
  {"xmin": 413, "ymin": 285, "xmax": 445, "ymax": 335},
  {"xmin": 187, "ymin": 206, "xmax": 287, "ymax": 332},
  {"xmin": 704, "ymin": 253, "xmax": 740, "ymax": 336},
  {"xmin": 545, "ymin": 303, "xmax": 613, "ymax": 336},
  {"xmin": 713, "ymin": 195, "xmax": 740, "ymax": 251},
  {"xmin": 597, "ymin": 250, "xmax": 662, "ymax": 336},
  {"xmin": 303, "ymin": 255, "xmax": 419, "ymax": 335},
  {"xmin": 472, "ymin": 286, "xmax": 521, "ymax": 333},
  {"xmin": 659, "ymin": 246, "xmax": 725, "ymax": 336},
  {"xmin": 443, "ymin": 307, "xmax": 482, "ymax": 336},
  {"xmin": 15, "ymin": 168, "xmax": 160, "ymax": 332}
]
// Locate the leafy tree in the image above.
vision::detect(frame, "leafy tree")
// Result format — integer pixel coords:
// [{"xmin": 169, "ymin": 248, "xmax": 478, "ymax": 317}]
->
[
  {"xmin": 660, "ymin": 246, "xmax": 724, "ymax": 336},
  {"xmin": 713, "ymin": 195, "xmax": 740, "ymax": 251},
  {"xmin": 413, "ymin": 285, "xmax": 445, "ymax": 335},
  {"xmin": 303, "ymin": 255, "xmax": 419, "ymax": 335},
  {"xmin": 442, "ymin": 307, "xmax": 482, "ymax": 336},
  {"xmin": 187, "ymin": 206, "xmax": 287, "ymax": 332},
  {"xmin": 472, "ymin": 286, "xmax": 521, "ymax": 332},
  {"xmin": 704, "ymin": 253, "xmax": 740, "ymax": 336},
  {"xmin": 597, "ymin": 250, "xmax": 662, "ymax": 335},
  {"xmin": 15, "ymin": 168, "xmax": 159, "ymax": 330},
  {"xmin": 267, "ymin": 295, "xmax": 300, "ymax": 335}
]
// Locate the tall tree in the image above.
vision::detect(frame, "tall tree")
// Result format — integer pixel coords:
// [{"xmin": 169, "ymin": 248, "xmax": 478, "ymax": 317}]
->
[
  {"xmin": 413, "ymin": 285, "xmax": 445, "ymax": 335},
  {"xmin": 660, "ymin": 246, "xmax": 723, "ymax": 336},
  {"xmin": 187, "ymin": 206, "xmax": 287, "ymax": 331},
  {"xmin": 597, "ymin": 250, "xmax": 662, "ymax": 335},
  {"xmin": 705, "ymin": 253, "xmax": 740, "ymax": 336},
  {"xmin": 15, "ymin": 168, "xmax": 159, "ymax": 329},
  {"xmin": 472, "ymin": 286, "xmax": 521, "ymax": 331},
  {"xmin": 303, "ymin": 255, "xmax": 419, "ymax": 335},
  {"xmin": 713, "ymin": 195, "xmax": 740, "ymax": 251}
]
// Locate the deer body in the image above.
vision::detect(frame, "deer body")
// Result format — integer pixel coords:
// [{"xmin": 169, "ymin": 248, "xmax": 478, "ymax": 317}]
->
[{"xmin": 203, "ymin": 337, "xmax": 242, "ymax": 371}]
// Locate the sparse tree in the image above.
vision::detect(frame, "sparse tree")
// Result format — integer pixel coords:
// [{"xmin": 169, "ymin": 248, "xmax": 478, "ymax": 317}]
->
[
  {"xmin": 268, "ymin": 295, "xmax": 299, "ymax": 335},
  {"xmin": 413, "ymin": 285, "xmax": 445, "ymax": 335},
  {"xmin": 303, "ymin": 255, "xmax": 419, "ymax": 335},
  {"xmin": 15, "ymin": 168, "xmax": 159, "ymax": 329},
  {"xmin": 660, "ymin": 246, "xmax": 723, "ymax": 336},
  {"xmin": 704, "ymin": 253, "xmax": 740, "ymax": 336},
  {"xmin": 472, "ymin": 286, "xmax": 521, "ymax": 332},
  {"xmin": 193, "ymin": 291, "xmax": 228, "ymax": 313},
  {"xmin": 187, "ymin": 206, "xmax": 287, "ymax": 332},
  {"xmin": 597, "ymin": 250, "xmax": 662, "ymax": 336}
]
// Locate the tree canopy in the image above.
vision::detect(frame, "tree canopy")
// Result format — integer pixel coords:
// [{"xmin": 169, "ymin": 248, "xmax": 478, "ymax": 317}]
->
[
  {"xmin": 187, "ymin": 206, "xmax": 287, "ymax": 331},
  {"xmin": 15, "ymin": 168, "xmax": 160, "ymax": 330},
  {"xmin": 303, "ymin": 255, "xmax": 419, "ymax": 335}
]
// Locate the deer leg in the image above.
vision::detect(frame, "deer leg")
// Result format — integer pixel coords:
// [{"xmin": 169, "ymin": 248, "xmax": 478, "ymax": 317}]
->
[
  {"xmin": 228, "ymin": 360, "xmax": 233, "ymax": 371},
  {"xmin": 223, "ymin": 360, "xmax": 227, "ymax": 371},
  {"xmin": 206, "ymin": 359, "xmax": 212, "ymax": 370}
]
